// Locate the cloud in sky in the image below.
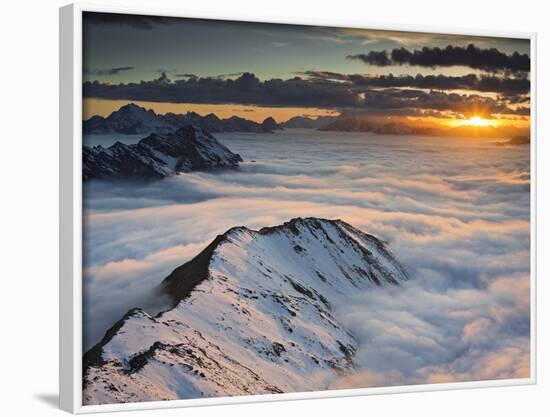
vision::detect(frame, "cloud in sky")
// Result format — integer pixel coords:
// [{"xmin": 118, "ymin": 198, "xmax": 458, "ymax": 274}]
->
[
  {"xmin": 300, "ymin": 70, "xmax": 530, "ymax": 95},
  {"xmin": 82, "ymin": 13, "xmax": 530, "ymax": 118},
  {"xmin": 82, "ymin": 10, "xmax": 530, "ymax": 92},
  {"xmin": 85, "ymin": 66, "xmax": 135, "ymax": 76},
  {"xmin": 347, "ymin": 44, "xmax": 530, "ymax": 74},
  {"xmin": 83, "ymin": 72, "xmax": 526, "ymax": 117}
]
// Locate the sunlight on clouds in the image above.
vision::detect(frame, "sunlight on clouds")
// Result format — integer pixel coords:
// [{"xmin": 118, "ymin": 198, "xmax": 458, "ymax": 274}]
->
[{"xmin": 83, "ymin": 130, "xmax": 530, "ymax": 384}]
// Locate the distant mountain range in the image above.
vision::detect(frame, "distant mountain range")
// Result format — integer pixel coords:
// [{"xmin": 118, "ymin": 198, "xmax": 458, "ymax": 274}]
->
[
  {"xmin": 83, "ymin": 103, "xmax": 282, "ymax": 134},
  {"xmin": 320, "ymin": 115, "xmax": 528, "ymax": 138},
  {"xmin": 83, "ymin": 125, "xmax": 242, "ymax": 181},
  {"xmin": 83, "ymin": 103, "xmax": 526, "ymax": 139},
  {"xmin": 280, "ymin": 115, "xmax": 339, "ymax": 129},
  {"xmin": 83, "ymin": 217, "xmax": 409, "ymax": 404},
  {"xmin": 320, "ymin": 116, "xmax": 437, "ymax": 135}
]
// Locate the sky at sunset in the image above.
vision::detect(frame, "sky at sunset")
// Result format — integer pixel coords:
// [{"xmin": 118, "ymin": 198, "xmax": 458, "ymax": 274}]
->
[
  {"xmin": 82, "ymin": 12, "xmax": 532, "ymax": 394},
  {"xmin": 83, "ymin": 12, "xmax": 530, "ymax": 132},
  {"xmin": 82, "ymin": 98, "xmax": 339, "ymax": 122}
]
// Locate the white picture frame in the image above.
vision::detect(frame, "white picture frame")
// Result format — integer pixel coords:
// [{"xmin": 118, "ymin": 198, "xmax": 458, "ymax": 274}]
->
[{"xmin": 59, "ymin": 3, "xmax": 537, "ymax": 413}]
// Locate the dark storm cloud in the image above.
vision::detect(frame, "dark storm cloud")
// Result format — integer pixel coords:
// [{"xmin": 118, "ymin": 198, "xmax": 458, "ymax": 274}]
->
[
  {"xmin": 301, "ymin": 70, "xmax": 530, "ymax": 95},
  {"xmin": 83, "ymin": 72, "xmax": 363, "ymax": 108},
  {"xmin": 511, "ymin": 106, "xmax": 531, "ymax": 116},
  {"xmin": 381, "ymin": 88, "xmax": 521, "ymax": 117},
  {"xmin": 83, "ymin": 11, "xmax": 176, "ymax": 30},
  {"xmin": 504, "ymin": 94, "xmax": 531, "ymax": 104},
  {"xmin": 346, "ymin": 88, "xmax": 515, "ymax": 117},
  {"xmin": 354, "ymin": 50, "xmax": 392, "ymax": 66},
  {"xmin": 85, "ymin": 66, "xmax": 135, "ymax": 76},
  {"xmin": 83, "ymin": 72, "xmax": 523, "ymax": 116},
  {"xmin": 347, "ymin": 44, "xmax": 530, "ymax": 73}
]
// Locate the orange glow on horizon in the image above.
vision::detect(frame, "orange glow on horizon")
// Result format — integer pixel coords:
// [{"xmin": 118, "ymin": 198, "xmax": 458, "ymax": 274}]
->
[
  {"xmin": 435, "ymin": 115, "xmax": 498, "ymax": 128},
  {"xmin": 83, "ymin": 98, "xmax": 339, "ymax": 123},
  {"xmin": 420, "ymin": 115, "xmax": 529, "ymax": 130},
  {"xmin": 469, "ymin": 116, "xmax": 490, "ymax": 126},
  {"xmin": 83, "ymin": 98, "xmax": 530, "ymax": 133}
]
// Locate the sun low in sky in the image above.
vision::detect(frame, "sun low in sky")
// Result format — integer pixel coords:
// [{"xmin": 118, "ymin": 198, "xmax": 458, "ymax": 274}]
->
[
  {"xmin": 448, "ymin": 116, "xmax": 500, "ymax": 128},
  {"xmin": 467, "ymin": 116, "xmax": 493, "ymax": 127},
  {"xmin": 82, "ymin": 12, "xmax": 530, "ymax": 137}
]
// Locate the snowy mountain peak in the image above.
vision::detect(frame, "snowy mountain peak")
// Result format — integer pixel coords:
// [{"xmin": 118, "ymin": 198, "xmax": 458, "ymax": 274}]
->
[
  {"xmin": 161, "ymin": 217, "xmax": 407, "ymax": 305},
  {"xmin": 83, "ymin": 218, "xmax": 408, "ymax": 404},
  {"xmin": 83, "ymin": 104, "xmax": 283, "ymax": 134},
  {"xmin": 116, "ymin": 102, "xmax": 153, "ymax": 114},
  {"xmin": 82, "ymin": 125, "xmax": 242, "ymax": 181}
]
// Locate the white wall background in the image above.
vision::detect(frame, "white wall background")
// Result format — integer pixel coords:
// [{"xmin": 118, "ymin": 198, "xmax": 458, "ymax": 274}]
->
[{"xmin": 0, "ymin": 0, "xmax": 547, "ymax": 415}]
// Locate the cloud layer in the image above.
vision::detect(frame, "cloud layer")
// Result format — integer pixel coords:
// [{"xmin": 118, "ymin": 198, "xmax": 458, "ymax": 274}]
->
[
  {"xmin": 83, "ymin": 71, "xmax": 527, "ymax": 118},
  {"xmin": 347, "ymin": 44, "xmax": 530, "ymax": 74},
  {"xmin": 82, "ymin": 129, "xmax": 530, "ymax": 388},
  {"xmin": 300, "ymin": 70, "xmax": 530, "ymax": 95}
]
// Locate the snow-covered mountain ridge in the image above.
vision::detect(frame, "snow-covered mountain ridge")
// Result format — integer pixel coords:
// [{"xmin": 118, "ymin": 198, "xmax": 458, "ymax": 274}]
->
[
  {"xmin": 82, "ymin": 125, "xmax": 242, "ymax": 181},
  {"xmin": 83, "ymin": 218, "xmax": 408, "ymax": 405},
  {"xmin": 83, "ymin": 103, "xmax": 282, "ymax": 134}
]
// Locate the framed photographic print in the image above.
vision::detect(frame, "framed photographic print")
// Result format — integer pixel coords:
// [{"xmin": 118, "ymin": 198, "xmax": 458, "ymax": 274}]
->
[{"xmin": 59, "ymin": 3, "xmax": 536, "ymax": 413}]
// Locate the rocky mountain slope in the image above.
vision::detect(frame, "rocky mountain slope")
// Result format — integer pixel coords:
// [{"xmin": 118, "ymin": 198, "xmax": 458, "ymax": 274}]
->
[
  {"xmin": 259, "ymin": 116, "xmax": 283, "ymax": 132},
  {"xmin": 83, "ymin": 218, "xmax": 408, "ymax": 405},
  {"xmin": 83, "ymin": 103, "xmax": 282, "ymax": 134},
  {"xmin": 83, "ymin": 125, "xmax": 242, "ymax": 180}
]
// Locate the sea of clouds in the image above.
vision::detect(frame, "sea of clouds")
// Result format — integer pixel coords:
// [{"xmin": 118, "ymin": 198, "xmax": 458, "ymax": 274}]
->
[{"xmin": 83, "ymin": 128, "xmax": 531, "ymax": 387}]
